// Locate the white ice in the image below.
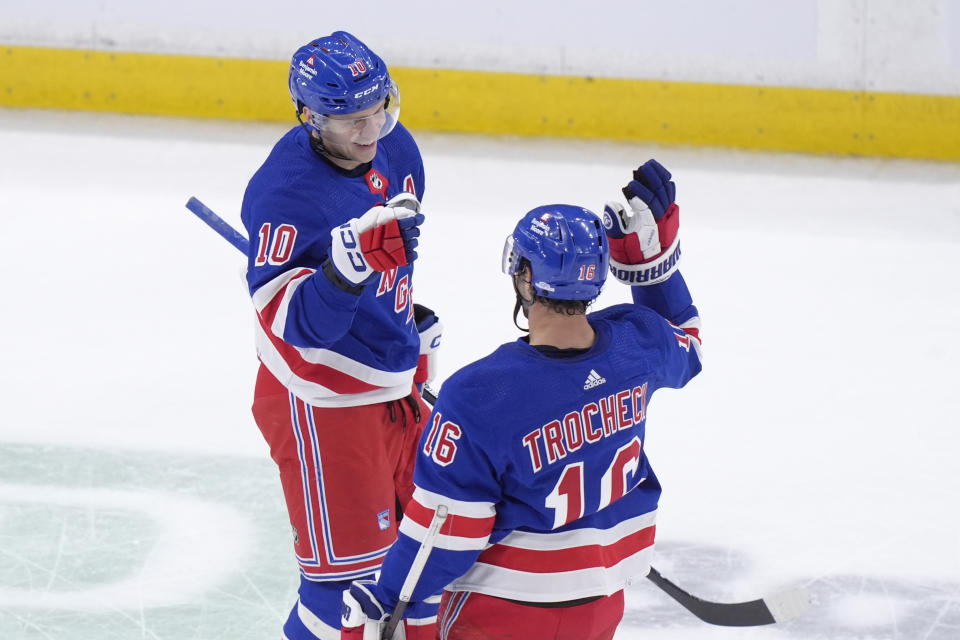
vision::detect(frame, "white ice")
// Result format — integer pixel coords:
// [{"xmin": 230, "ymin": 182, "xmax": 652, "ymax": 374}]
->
[{"xmin": 0, "ymin": 108, "xmax": 958, "ymax": 639}]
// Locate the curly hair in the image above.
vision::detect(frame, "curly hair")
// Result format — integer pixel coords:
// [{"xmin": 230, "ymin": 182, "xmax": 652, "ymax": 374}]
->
[
  {"xmin": 532, "ymin": 293, "xmax": 592, "ymax": 316},
  {"xmin": 515, "ymin": 259, "xmax": 595, "ymax": 316}
]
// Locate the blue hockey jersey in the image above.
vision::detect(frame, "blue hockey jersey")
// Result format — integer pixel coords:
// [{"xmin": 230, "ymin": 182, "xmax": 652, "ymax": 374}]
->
[
  {"xmin": 373, "ymin": 289, "xmax": 703, "ymax": 608},
  {"xmin": 240, "ymin": 124, "xmax": 426, "ymax": 407}
]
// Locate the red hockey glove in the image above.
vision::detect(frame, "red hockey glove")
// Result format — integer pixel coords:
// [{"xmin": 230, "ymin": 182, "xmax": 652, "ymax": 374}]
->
[
  {"xmin": 329, "ymin": 193, "xmax": 424, "ymax": 287},
  {"xmin": 603, "ymin": 159, "xmax": 681, "ymax": 286}
]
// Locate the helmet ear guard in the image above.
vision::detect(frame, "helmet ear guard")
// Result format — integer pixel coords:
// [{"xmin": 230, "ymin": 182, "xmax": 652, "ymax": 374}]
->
[{"xmin": 501, "ymin": 234, "xmax": 520, "ymax": 276}]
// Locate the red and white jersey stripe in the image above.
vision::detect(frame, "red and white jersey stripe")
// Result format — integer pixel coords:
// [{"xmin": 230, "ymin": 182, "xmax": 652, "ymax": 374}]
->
[
  {"xmin": 447, "ymin": 510, "xmax": 657, "ymax": 602},
  {"xmin": 673, "ymin": 316, "xmax": 703, "ymax": 362},
  {"xmin": 252, "ymin": 268, "xmax": 417, "ymax": 407},
  {"xmin": 399, "ymin": 487, "xmax": 496, "ymax": 552}
]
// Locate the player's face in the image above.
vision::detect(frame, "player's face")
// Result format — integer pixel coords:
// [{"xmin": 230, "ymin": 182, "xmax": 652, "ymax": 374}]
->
[{"xmin": 318, "ymin": 101, "xmax": 387, "ymax": 166}]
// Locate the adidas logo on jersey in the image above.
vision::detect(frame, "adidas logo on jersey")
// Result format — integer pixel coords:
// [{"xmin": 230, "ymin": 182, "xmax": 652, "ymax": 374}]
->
[{"xmin": 583, "ymin": 369, "xmax": 607, "ymax": 390}]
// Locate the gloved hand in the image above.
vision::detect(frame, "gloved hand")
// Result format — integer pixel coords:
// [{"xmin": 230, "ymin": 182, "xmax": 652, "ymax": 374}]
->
[
  {"xmin": 413, "ymin": 304, "xmax": 442, "ymax": 388},
  {"xmin": 341, "ymin": 580, "xmax": 402, "ymax": 640},
  {"xmin": 603, "ymin": 159, "xmax": 681, "ymax": 286},
  {"xmin": 329, "ymin": 193, "xmax": 425, "ymax": 287}
]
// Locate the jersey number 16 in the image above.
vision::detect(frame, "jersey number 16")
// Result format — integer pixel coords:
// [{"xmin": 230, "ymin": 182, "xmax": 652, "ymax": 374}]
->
[{"xmin": 545, "ymin": 437, "xmax": 642, "ymax": 529}]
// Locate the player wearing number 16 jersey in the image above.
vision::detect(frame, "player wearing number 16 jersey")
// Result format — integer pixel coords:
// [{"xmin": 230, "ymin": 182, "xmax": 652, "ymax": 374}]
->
[{"xmin": 340, "ymin": 160, "xmax": 703, "ymax": 640}]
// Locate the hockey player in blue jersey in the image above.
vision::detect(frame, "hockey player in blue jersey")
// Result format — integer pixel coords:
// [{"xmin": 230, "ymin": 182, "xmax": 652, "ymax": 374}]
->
[
  {"xmin": 240, "ymin": 32, "xmax": 441, "ymax": 640},
  {"xmin": 339, "ymin": 159, "xmax": 702, "ymax": 640}
]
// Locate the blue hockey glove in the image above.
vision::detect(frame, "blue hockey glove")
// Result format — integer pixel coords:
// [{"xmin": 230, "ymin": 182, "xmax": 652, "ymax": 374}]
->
[
  {"xmin": 603, "ymin": 159, "xmax": 681, "ymax": 286},
  {"xmin": 341, "ymin": 580, "xmax": 397, "ymax": 640},
  {"xmin": 329, "ymin": 193, "xmax": 425, "ymax": 287},
  {"xmin": 625, "ymin": 159, "xmax": 676, "ymax": 218},
  {"xmin": 413, "ymin": 304, "xmax": 442, "ymax": 388}
]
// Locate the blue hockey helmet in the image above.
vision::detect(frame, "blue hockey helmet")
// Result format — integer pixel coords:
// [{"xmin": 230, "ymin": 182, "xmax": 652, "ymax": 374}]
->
[
  {"xmin": 288, "ymin": 31, "xmax": 400, "ymax": 139},
  {"xmin": 502, "ymin": 204, "xmax": 609, "ymax": 300}
]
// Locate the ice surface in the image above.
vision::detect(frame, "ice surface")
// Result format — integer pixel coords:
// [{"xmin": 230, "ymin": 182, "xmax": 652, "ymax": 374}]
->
[{"xmin": 1, "ymin": 108, "xmax": 958, "ymax": 639}]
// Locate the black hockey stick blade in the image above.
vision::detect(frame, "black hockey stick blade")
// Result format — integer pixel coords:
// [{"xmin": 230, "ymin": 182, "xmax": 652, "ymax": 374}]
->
[{"xmin": 647, "ymin": 567, "xmax": 810, "ymax": 627}]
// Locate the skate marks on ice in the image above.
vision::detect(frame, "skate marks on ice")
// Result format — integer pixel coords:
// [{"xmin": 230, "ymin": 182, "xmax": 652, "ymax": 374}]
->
[
  {"xmin": 2, "ymin": 445, "xmax": 958, "ymax": 639},
  {"xmin": 620, "ymin": 542, "xmax": 960, "ymax": 638},
  {"xmin": 0, "ymin": 482, "xmax": 252, "ymax": 610},
  {"xmin": 0, "ymin": 444, "xmax": 296, "ymax": 639}
]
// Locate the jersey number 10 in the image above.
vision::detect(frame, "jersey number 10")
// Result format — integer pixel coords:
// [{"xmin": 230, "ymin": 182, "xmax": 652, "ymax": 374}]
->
[{"xmin": 255, "ymin": 223, "xmax": 298, "ymax": 266}]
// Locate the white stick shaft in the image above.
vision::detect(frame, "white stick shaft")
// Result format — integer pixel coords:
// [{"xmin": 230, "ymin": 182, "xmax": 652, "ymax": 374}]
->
[
  {"xmin": 398, "ymin": 505, "xmax": 448, "ymax": 601},
  {"xmin": 382, "ymin": 505, "xmax": 448, "ymax": 640}
]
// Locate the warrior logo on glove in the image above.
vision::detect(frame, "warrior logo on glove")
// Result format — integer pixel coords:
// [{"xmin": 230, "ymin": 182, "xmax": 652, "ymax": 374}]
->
[{"xmin": 603, "ymin": 159, "xmax": 681, "ymax": 286}]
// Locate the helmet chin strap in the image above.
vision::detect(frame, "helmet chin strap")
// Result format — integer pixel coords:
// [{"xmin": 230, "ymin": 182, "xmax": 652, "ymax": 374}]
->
[{"xmin": 512, "ymin": 273, "xmax": 534, "ymax": 332}]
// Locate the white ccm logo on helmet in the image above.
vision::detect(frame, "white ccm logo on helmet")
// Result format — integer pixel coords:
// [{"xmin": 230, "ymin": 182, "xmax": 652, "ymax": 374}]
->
[{"xmin": 354, "ymin": 83, "xmax": 380, "ymax": 99}]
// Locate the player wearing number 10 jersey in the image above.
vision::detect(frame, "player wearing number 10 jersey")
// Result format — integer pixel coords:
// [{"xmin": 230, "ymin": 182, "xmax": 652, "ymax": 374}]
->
[
  {"xmin": 240, "ymin": 32, "xmax": 443, "ymax": 640},
  {"xmin": 341, "ymin": 160, "xmax": 703, "ymax": 640}
]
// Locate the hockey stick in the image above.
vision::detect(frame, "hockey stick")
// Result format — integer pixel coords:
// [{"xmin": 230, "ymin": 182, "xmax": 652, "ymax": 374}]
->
[
  {"xmin": 382, "ymin": 505, "xmax": 448, "ymax": 640},
  {"xmin": 420, "ymin": 384, "xmax": 438, "ymax": 406},
  {"xmin": 184, "ymin": 198, "xmax": 811, "ymax": 627},
  {"xmin": 185, "ymin": 197, "xmax": 248, "ymax": 253},
  {"xmin": 646, "ymin": 567, "xmax": 810, "ymax": 626}
]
